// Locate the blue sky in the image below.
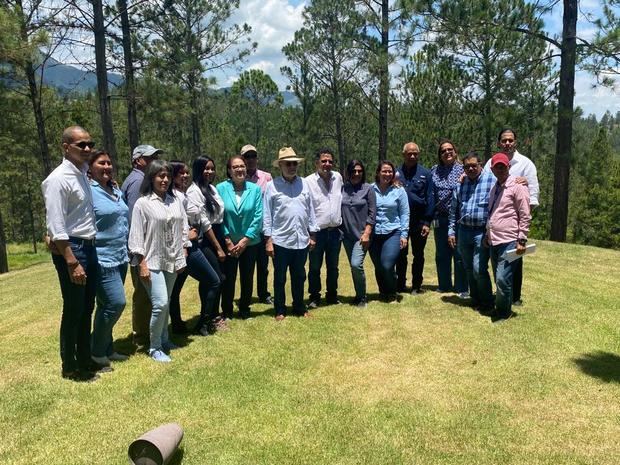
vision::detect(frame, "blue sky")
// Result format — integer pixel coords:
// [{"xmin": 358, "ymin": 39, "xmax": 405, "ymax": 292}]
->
[{"xmin": 219, "ymin": 0, "xmax": 619, "ymax": 118}]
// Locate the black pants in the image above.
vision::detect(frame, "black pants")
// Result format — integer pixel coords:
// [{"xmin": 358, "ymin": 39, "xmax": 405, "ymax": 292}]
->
[
  {"xmin": 221, "ymin": 244, "xmax": 258, "ymax": 318},
  {"xmin": 396, "ymin": 223, "xmax": 428, "ymax": 291},
  {"xmin": 256, "ymin": 234, "xmax": 271, "ymax": 301},
  {"xmin": 512, "ymin": 256, "xmax": 523, "ymax": 302},
  {"xmin": 52, "ymin": 239, "xmax": 98, "ymax": 373}
]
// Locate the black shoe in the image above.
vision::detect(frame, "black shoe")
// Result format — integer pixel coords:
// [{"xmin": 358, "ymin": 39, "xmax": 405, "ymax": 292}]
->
[
  {"xmin": 62, "ymin": 370, "xmax": 100, "ymax": 383},
  {"xmin": 492, "ymin": 312, "xmax": 515, "ymax": 323},
  {"xmin": 513, "ymin": 300, "xmax": 523, "ymax": 307},
  {"xmin": 88, "ymin": 361, "xmax": 114, "ymax": 374},
  {"xmin": 325, "ymin": 297, "xmax": 341, "ymax": 305}
]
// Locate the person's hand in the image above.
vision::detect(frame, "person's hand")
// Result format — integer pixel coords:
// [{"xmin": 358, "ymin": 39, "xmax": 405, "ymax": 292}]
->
[
  {"xmin": 360, "ymin": 232, "xmax": 370, "ymax": 251},
  {"xmin": 421, "ymin": 225, "xmax": 430, "ymax": 237},
  {"xmin": 184, "ymin": 248, "xmax": 189, "ymax": 257},
  {"xmin": 482, "ymin": 235, "xmax": 489, "ymax": 248},
  {"xmin": 232, "ymin": 237, "xmax": 249, "ymax": 257},
  {"xmin": 216, "ymin": 247, "xmax": 227, "ymax": 262},
  {"xmin": 265, "ymin": 238, "xmax": 274, "ymax": 258},
  {"xmin": 516, "ymin": 242, "xmax": 527, "ymax": 255},
  {"xmin": 448, "ymin": 236, "xmax": 456, "ymax": 249},
  {"xmin": 188, "ymin": 228, "xmax": 198, "ymax": 241},
  {"xmin": 309, "ymin": 235, "xmax": 317, "ymax": 251},
  {"xmin": 458, "ymin": 172, "xmax": 466, "ymax": 184},
  {"xmin": 68, "ymin": 262, "xmax": 87, "ymax": 285},
  {"xmin": 139, "ymin": 263, "xmax": 151, "ymax": 283},
  {"xmin": 177, "ymin": 266, "xmax": 186, "ymax": 275},
  {"xmin": 515, "ymin": 176, "xmax": 529, "ymax": 186},
  {"xmin": 400, "ymin": 237, "xmax": 408, "ymax": 250},
  {"xmin": 225, "ymin": 238, "xmax": 235, "ymax": 254},
  {"xmin": 44, "ymin": 235, "xmax": 61, "ymax": 255}
]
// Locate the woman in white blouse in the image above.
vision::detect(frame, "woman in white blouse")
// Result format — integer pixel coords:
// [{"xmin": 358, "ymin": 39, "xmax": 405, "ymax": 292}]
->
[{"xmin": 128, "ymin": 160, "xmax": 187, "ymax": 362}]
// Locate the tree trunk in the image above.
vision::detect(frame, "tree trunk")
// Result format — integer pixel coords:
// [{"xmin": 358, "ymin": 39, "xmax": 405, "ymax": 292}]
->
[
  {"xmin": 16, "ymin": 0, "xmax": 52, "ymax": 176},
  {"xmin": 93, "ymin": 0, "xmax": 118, "ymax": 165},
  {"xmin": 118, "ymin": 0, "xmax": 140, "ymax": 153},
  {"xmin": 25, "ymin": 164, "xmax": 37, "ymax": 253},
  {"xmin": 377, "ymin": 0, "xmax": 389, "ymax": 161},
  {"xmin": 189, "ymin": 85, "xmax": 202, "ymax": 158},
  {"xmin": 333, "ymin": 85, "xmax": 346, "ymax": 174},
  {"xmin": 0, "ymin": 209, "xmax": 8, "ymax": 274},
  {"xmin": 551, "ymin": 0, "xmax": 577, "ymax": 242}
]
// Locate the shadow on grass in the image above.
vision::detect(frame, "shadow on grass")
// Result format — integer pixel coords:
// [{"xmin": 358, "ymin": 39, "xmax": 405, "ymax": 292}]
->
[
  {"xmin": 573, "ymin": 351, "xmax": 620, "ymax": 383},
  {"xmin": 440, "ymin": 294, "xmax": 474, "ymax": 309}
]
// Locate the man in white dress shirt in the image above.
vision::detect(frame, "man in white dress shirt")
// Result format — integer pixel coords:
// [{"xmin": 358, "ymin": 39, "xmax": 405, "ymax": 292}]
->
[
  {"xmin": 42, "ymin": 126, "xmax": 99, "ymax": 382},
  {"xmin": 305, "ymin": 148, "xmax": 343, "ymax": 308}
]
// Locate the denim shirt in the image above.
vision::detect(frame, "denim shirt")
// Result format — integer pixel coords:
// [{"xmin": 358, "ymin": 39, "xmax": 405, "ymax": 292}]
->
[
  {"xmin": 90, "ymin": 181, "xmax": 129, "ymax": 267},
  {"xmin": 372, "ymin": 183, "xmax": 410, "ymax": 239}
]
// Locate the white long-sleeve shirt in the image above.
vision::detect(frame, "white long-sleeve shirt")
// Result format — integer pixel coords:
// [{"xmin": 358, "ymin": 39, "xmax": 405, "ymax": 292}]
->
[
  {"xmin": 128, "ymin": 193, "xmax": 188, "ymax": 272},
  {"xmin": 484, "ymin": 150, "xmax": 539, "ymax": 206},
  {"xmin": 305, "ymin": 171, "xmax": 343, "ymax": 229},
  {"xmin": 185, "ymin": 182, "xmax": 224, "ymax": 234},
  {"xmin": 41, "ymin": 158, "xmax": 97, "ymax": 241}
]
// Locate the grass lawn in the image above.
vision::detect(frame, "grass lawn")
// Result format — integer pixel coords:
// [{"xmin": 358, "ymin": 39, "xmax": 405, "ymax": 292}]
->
[
  {"xmin": 0, "ymin": 238, "xmax": 619, "ymax": 465},
  {"xmin": 6, "ymin": 242, "xmax": 48, "ymax": 271}
]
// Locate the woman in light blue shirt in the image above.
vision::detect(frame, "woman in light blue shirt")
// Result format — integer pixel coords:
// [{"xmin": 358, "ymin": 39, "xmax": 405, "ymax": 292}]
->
[
  {"xmin": 217, "ymin": 156, "xmax": 263, "ymax": 319},
  {"xmin": 89, "ymin": 150, "xmax": 130, "ymax": 367},
  {"xmin": 369, "ymin": 160, "xmax": 410, "ymax": 303}
]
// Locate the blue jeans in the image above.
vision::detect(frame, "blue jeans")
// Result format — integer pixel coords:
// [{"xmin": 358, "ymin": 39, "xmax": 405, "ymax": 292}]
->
[
  {"xmin": 490, "ymin": 241, "xmax": 518, "ymax": 317},
  {"xmin": 170, "ymin": 243, "xmax": 221, "ymax": 328},
  {"xmin": 369, "ymin": 230, "xmax": 401, "ymax": 296},
  {"xmin": 221, "ymin": 244, "xmax": 258, "ymax": 318},
  {"xmin": 51, "ymin": 239, "xmax": 98, "ymax": 373},
  {"xmin": 434, "ymin": 216, "xmax": 467, "ymax": 292},
  {"xmin": 308, "ymin": 228, "xmax": 342, "ymax": 301},
  {"xmin": 91, "ymin": 263, "xmax": 128, "ymax": 358},
  {"xmin": 141, "ymin": 270, "xmax": 177, "ymax": 351},
  {"xmin": 273, "ymin": 245, "xmax": 308, "ymax": 316},
  {"xmin": 457, "ymin": 226, "xmax": 493, "ymax": 309},
  {"xmin": 343, "ymin": 237, "xmax": 368, "ymax": 301}
]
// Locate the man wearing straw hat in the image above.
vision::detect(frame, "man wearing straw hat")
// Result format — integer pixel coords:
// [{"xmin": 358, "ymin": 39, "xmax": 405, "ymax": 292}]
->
[{"xmin": 263, "ymin": 147, "xmax": 319, "ymax": 320}]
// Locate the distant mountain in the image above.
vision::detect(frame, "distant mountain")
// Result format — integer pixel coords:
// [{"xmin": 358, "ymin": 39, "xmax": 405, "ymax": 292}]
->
[
  {"xmin": 40, "ymin": 58, "xmax": 300, "ymax": 106},
  {"xmin": 41, "ymin": 57, "xmax": 123, "ymax": 94}
]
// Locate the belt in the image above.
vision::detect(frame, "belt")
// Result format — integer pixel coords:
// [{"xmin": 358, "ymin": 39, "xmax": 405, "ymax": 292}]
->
[
  {"xmin": 69, "ymin": 236, "xmax": 96, "ymax": 246},
  {"xmin": 458, "ymin": 224, "xmax": 486, "ymax": 231},
  {"xmin": 321, "ymin": 226, "xmax": 340, "ymax": 232}
]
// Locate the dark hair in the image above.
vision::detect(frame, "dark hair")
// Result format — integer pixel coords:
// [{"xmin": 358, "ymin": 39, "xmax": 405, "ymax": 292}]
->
[
  {"xmin": 192, "ymin": 156, "xmax": 220, "ymax": 215},
  {"xmin": 345, "ymin": 159, "xmax": 366, "ymax": 184},
  {"xmin": 314, "ymin": 147, "xmax": 334, "ymax": 161},
  {"xmin": 226, "ymin": 155, "xmax": 246, "ymax": 179},
  {"xmin": 497, "ymin": 128, "xmax": 517, "ymax": 141},
  {"xmin": 139, "ymin": 159, "xmax": 173, "ymax": 197},
  {"xmin": 88, "ymin": 150, "xmax": 114, "ymax": 186},
  {"xmin": 462, "ymin": 151, "xmax": 481, "ymax": 164},
  {"xmin": 437, "ymin": 138, "xmax": 459, "ymax": 165},
  {"xmin": 375, "ymin": 160, "xmax": 396, "ymax": 185},
  {"xmin": 170, "ymin": 160, "xmax": 189, "ymax": 189}
]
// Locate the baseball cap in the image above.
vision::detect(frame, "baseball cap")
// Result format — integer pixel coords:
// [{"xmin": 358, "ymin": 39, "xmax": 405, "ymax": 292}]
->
[
  {"xmin": 490, "ymin": 152, "xmax": 510, "ymax": 168},
  {"xmin": 132, "ymin": 145, "xmax": 163, "ymax": 161},
  {"xmin": 240, "ymin": 144, "xmax": 258, "ymax": 157}
]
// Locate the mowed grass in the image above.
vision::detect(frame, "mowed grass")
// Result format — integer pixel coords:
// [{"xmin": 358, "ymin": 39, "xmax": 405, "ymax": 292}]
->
[
  {"xmin": 0, "ymin": 237, "xmax": 619, "ymax": 465},
  {"xmin": 6, "ymin": 242, "xmax": 48, "ymax": 271}
]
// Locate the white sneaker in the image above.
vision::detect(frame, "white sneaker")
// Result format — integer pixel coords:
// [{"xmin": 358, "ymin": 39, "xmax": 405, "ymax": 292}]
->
[
  {"xmin": 108, "ymin": 352, "xmax": 129, "ymax": 362},
  {"xmin": 91, "ymin": 355, "xmax": 111, "ymax": 366},
  {"xmin": 149, "ymin": 349, "xmax": 171, "ymax": 363}
]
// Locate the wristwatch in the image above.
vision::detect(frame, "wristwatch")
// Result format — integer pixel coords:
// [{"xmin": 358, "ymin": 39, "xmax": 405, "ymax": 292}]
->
[{"xmin": 517, "ymin": 238, "xmax": 527, "ymax": 246}]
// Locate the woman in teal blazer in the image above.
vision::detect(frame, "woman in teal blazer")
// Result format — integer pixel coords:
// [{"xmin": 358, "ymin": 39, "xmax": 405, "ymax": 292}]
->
[{"xmin": 217, "ymin": 155, "xmax": 263, "ymax": 319}]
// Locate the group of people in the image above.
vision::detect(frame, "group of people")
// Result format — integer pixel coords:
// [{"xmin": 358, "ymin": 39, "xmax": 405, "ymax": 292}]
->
[{"xmin": 43, "ymin": 125, "xmax": 537, "ymax": 382}]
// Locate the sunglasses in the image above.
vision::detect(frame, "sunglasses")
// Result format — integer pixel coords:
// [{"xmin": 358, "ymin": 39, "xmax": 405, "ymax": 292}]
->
[
  {"xmin": 464, "ymin": 164, "xmax": 479, "ymax": 170},
  {"xmin": 440, "ymin": 148, "xmax": 454, "ymax": 154},
  {"xmin": 284, "ymin": 161, "xmax": 298, "ymax": 167},
  {"xmin": 72, "ymin": 141, "xmax": 95, "ymax": 149}
]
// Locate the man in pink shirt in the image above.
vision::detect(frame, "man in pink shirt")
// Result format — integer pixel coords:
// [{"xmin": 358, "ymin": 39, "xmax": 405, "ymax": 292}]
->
[
  {"xmin": 241, "ymin": 144, "xmax": 274, "ymax": 304},
  {"xmin": 486, "ymin": 153, "xmax": 531, "ymax": 322}
]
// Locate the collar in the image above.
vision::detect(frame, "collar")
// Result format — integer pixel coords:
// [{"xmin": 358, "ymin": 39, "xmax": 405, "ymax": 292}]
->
[{"xmin": 62, "ymin": 157, "xmax": 88, "ymax": 175}]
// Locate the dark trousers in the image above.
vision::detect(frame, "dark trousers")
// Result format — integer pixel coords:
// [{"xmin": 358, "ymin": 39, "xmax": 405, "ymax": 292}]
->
[
  {"xmin": 308, "ymin": 228, "xmax": 342, "ymax": 301},
  {"xmin": 130, "ymin": 265, "xmax": 152, "ymax": 344},
  {"xmin": 512, "ymin": 257, "xmax": 523, "ymax": 302},
  {"xmin": 52, "ymin": 240, "xmax": 98, "ymax": 373},
  {"xmin": 369, "ymin": 230, "xmax": 401, "ymax": 296},
  {"xmin": 273, "ymin": 245, "xmax": 308, "ymax": 316},
  {"xmin": 396, "ymin": 223, "xmax": 428, "ymax": 291},
  {"xmin": 169, "ymin": 242, "xmax": 221, "ymax": 328},
  {"xmin": 256, "ymin": 234, "xmax": 271, "ymax": 301},
  {"xmin": 221, "ymin": 244, "xmax": 258, "ymax": 318}
]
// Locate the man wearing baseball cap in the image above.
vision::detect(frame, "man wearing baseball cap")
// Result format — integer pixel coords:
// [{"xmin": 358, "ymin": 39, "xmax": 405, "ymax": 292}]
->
[
  {"xmin": 241, "ymin": 144, "xmax": 274, "ymax": 305},
  {"xmin": 486, "ymin": 152, "xmax": 531, "ymax": 322},
  {"xmin": 121, "ymin": 144, "xmax": 162, "ymax": 346}
]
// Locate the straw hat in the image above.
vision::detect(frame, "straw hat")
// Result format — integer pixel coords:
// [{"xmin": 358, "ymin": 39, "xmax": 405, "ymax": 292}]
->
[{"xmin": 272, "ymin": 147, "xmax": 304, "ymax": 168}]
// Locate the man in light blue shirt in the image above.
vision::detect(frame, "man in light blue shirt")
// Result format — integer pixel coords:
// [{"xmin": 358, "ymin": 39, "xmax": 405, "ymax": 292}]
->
[{"xmin": 263, "ymin": 147, "xmax": 319, "ymax": 320}]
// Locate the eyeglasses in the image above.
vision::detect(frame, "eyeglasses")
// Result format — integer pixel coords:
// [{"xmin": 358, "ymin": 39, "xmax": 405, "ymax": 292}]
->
[
  {"xmin": 72, "ymin": 141, "xmax": 95, "ymax": 150},
  {"xmin": 284, "ymin": 161, "xmax": 298, "ymax": 167},
  {"xmin": 440, "ymin": 147, "xmax": 454, "ymax": 154},
  {"xmin": 464, "ymin": 164, "xmax": 479, "ymax": 170}
]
